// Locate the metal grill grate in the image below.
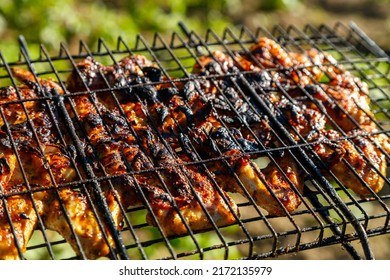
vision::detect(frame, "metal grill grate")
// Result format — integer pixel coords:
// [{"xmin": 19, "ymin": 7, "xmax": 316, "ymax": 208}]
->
[{"xmin": 0, "ymin": 22, "xmax": 389, "ymax": 260}]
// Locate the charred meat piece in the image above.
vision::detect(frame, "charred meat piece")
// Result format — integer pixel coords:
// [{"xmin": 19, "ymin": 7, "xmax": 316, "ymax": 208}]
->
[
  {"xmin": 290, "ymin": 82, "xmax": 390, "ymax": 155},
  {"xmin": 66, "ymin": 59, "xmax": 239, "ymax": 238},
  {"xmin": 111, "ymin": 55, "xmax": 302, "ymax": 216},
  {"xmin": 246, "ymin": 38, "xmax": 388, "ymax": 196},
  {"xmin": 106, "ymin": 56, "xmax": 302, "ymax": 216},
  {"xmin": 191, "ymin": 57, "xmax": 304, "ymax": 215},
  {"xmin": 0, "ymin": 125, "xmax": 74, "ymax": 259},
  {"xmin": 245, "ymin": 38, "xmax": 390, "ymax": 154},
  {"xmin": 192, "ymin": 51, "xmax": 238, "ymax": 76},
  {"xmin": 194, "ymin": 37, "xmax": 387, "ymax": 197},
  {"xmin": 187, "ymin": 98, "xmax": 303, "ymax": 216},
  {"xmin": 0, "ymin": 71, "xmax": 69, "ymax": 259},
  {"xmin": 58, "ymin": 89, "xmax": 141, "ymax": 257},
  {"xmin": 196, "ymin": 37, "xmax": 384, "ymax": 141},
  {"xmin": 275, "ymin": 98, "xmax": 386, "ymax": 197},
  {"xmin": 137, "ymin": 129, "xmax": 238, "ymax": 235},
  {"xmin": 1, "ymin": 69, "xmax": 110, "ymax": 260},
  {"xmin": 290, "ymin": 82, "xmax": 374, "ymax": 133},
  {"xmin": 114, "ymin": 59, "xmax": 297, "ymax": 217}
]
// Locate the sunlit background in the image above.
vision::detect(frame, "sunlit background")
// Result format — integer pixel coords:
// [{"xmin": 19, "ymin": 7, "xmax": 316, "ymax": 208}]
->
[{"xmin": 0, "ymin": 0, "xmax": 389, "ymax": 58}]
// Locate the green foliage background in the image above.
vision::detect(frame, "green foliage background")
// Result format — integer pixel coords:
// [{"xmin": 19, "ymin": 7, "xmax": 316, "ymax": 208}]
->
[
  {"xmin": 0, "ymin": 0, "xmax": 308, "ymax": 59},
  {"xmin": 1, "ymin": 0, "xmax": 389, "ymax": 59},
  {"xmin": 0, "ymin": 1, "xmax": 216, "ymax": 55}
]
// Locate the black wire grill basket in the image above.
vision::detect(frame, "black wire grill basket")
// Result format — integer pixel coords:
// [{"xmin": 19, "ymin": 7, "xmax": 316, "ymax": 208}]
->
[{"xmin": 0, "ymin": 22, "xmax": 389, "ymax": 260}]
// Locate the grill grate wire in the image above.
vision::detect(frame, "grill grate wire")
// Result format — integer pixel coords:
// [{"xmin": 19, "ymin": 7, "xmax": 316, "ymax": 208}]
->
[{"xmin": 0, "ymin": 22, "xmax": 389, "ymax": 260}]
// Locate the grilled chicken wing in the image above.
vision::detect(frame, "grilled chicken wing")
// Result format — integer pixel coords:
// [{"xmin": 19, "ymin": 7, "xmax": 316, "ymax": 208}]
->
[
  {"xmin": 0, "ymin": 138, "xmax": 76, "ymax": 259},
  {"xmin": 248, "ymin": 38, "xmax": 388, "ymax": 196},
  {"xmin": 0, "ymin": 139, "xmax": 40, "ymax": 260},
  {"xmin": 0, "ymin": 121, "xmax": 73, "ymax": 259},
  {"xmin": 246, "ymin": 38, "xmax": 390, "ymax": 153}
]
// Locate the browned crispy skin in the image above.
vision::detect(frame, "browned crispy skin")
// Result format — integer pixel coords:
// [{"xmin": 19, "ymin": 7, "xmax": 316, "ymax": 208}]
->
[
  {"xmin": 245, "ymin": 38, "xmax": 390, "ymax": 154},
  {"xmin": 2, "ymin": 36, "xmax": 386, "ymax": 259},
  {"xmin": 191, "ymin": 52, "xmax": 304, "ymax": 215},
  {"xmin": 0, "ymin": 73, "xmax": 60, "ymax": 259},
  {"xmin": 1, "ymin": 69, "xmax": 113, "ymax": 260},
  {"xmin": 136, "ymin": 130, "xmax": 238, "ymax": 235},
  {"xmin": 195, "ymin": 37, "xmax": 387, "ymax": 197},
  {"xmin": 0, "ymin": 138, "xmax": 76, "ymax": 259},
  {"xmin": 0, "ymin": 86, "xmax": 37, "ymax": 127},
  {"xmin": 276, "ymin": 98, "xmax": 386, "ymax": 197},
  {"xmin": 323, "ymin": 130, "xmax": 385, "ymax": 196},
  {"xmin": 66, "ymin": 58, "xmax": 239, "ymax": 238},
  {"xmin": 0, "ymin": 139, "xmax": 77, "ymax": 260},
  {"xmin": 0, "ymin": 191, "xmax": 37, "ymax": 260},
  {"xmin": 290, "ymin": 83, "xmax": 374, "ymax": 132}
]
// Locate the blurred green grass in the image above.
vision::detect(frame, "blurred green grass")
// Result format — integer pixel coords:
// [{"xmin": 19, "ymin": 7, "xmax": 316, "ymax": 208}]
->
[
  {"xmin": 1, "ymin": 0, "xmax": 389, "ymax": 59},
  {"xmin": 0, "ymin": 0, "xmax": 307, "ymax": 59},
  {"xmin": 0, "ymin": 0, "xmax": 226, "ymax": 58}
]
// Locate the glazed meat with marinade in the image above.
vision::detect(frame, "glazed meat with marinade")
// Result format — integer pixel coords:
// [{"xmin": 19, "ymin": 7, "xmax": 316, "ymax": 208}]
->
[
  {"xmin": 245, "ymin": 38, "xmax": 390, "ymax": 152},
  {"xmin": 163, "ymin": 80, "xmax": 303, "ymax": 216},
  {"xmin": 67, "ymin": 54, "xmax": 304, "ymax": 217},
  {"xmin": 0, "ymin": 72, "xmax": 72, "ymax": 259},
  {"xmin": 246, "ymin": 38, "xmax": 388, "ymax": 196},
  {"xmin": 192, "ymin": 37, "xmax": 388, "ymax": 197},
  {"xmin": 274, "ymin": 97, "xmax": 386, "ymax": 197},
  {"xmin": 66, "ymin": 57, "xmax": 239, "ymax": 237},
  {"xmin": 1, "ymin": 35, "xmax": 386, "ymax": 260},
  {"xmin": 0, "ymin": 71, "xmax": 76, "ymax": 259},
  {"xmin": 190, "ymin": 52, "xmax": 304, "ymax": 215},
  {"xmin": 128, "ymin": 56, "xmax": 302, "ymax": 216},
  {"xmin": 0, "ymin": 69, "xmax": 116, "ymax": 260},
  {"xmin": 195, "ymin": 37, "xmax": 385, "ymax": 138}
]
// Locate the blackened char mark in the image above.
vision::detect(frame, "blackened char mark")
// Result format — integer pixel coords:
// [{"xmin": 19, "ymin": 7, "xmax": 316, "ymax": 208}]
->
[
  {"xmin": 142, "ymin": 67, "xmax": 162, "ymax": 83},
  {"xmin": 181, "ymin": 80, "xmax": 202, "ymax": 101},
  {"xmin": 192, "ymin": 101, "xmax": 213, "ymax": 126},
  {"xmin": 158, "ymin": 87, "xmax": 179, "ymax": 103},
  {"xmin": 129, "ymin": 76, "xmax": 159, "ymax": 104}
]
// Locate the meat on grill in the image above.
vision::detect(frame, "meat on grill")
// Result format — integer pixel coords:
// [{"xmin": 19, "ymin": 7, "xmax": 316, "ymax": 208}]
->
[
  {"xmin": 247, "ymin": 38, "xmax": 390, "ymax": 152},
  {"xmin": 158, "ymin": 79, "xmax": 303, "ymax": 216},
  {"xmin": 67, "ymin": 54, "xmax": 304, "ymax": 217},
  {"xmin": 65, "ymin": 57, "xmax": 239, "ymax": 238},
  {"xmin": 275, "ymin": 98, "xmax": 386, "ymax": 196},
  {"xmin": 0, "ymin": 35, "xmax": 386, "ymax": 260},
  {"xmin": 247, "ymin": 38, "xmax": 388, "ymax": 197},
  {"xmin": 191, "ymin": 37, "xmax": 387, "ymax": 198},
  {"xmin": 0, "ymin": 73, "xmax": 73, "ymax": 259},
  {"xmin": 0, "ymin": 69, "xmax": 117, "ymax": 259}
]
